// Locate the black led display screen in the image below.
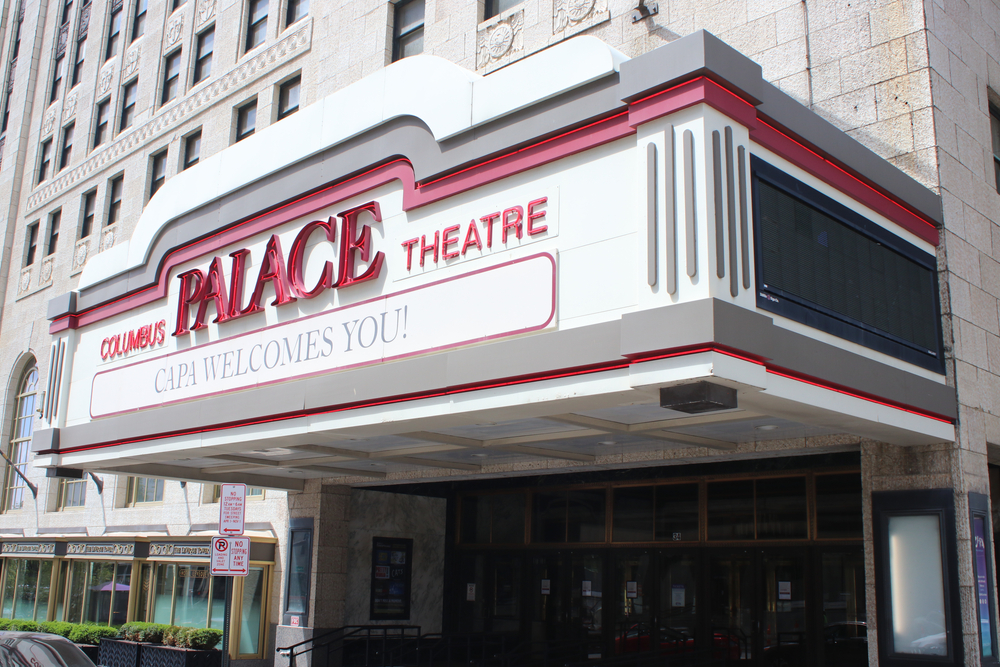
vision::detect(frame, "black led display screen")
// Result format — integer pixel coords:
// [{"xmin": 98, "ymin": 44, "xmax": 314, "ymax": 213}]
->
[{"xmin": 754, "ymin": 160, "xmax": 941, "ymax": 366}]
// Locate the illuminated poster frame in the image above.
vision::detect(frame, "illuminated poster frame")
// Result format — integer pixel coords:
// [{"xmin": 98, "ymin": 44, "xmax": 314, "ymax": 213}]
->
[{"xmin": 970, "ymin": 492, "xmax": 998, "ymax": 664}]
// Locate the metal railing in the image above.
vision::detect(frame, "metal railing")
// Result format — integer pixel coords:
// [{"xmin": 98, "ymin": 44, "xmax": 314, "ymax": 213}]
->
[{"xmin": 277, "ymin": 625, "xmax": 421, "ymax": 667}]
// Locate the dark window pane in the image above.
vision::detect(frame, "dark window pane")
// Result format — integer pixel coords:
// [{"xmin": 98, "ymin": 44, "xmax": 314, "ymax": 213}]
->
[
  {"xmin": 613, "ymin": 486, "xmax": 654, "ymax": 542},
  {"xmin": 532, "ymin": 492, "xmax": 566, "ymax": 543},
  {"xmin": 460, "ymin": 495, "xmax": 489, "ymax": 545},
  {"xmin": 655, "ymin": 483, "xmax": 699, "ymax": 541},
  {"xmin": 285, "ymin": 529, "xmax": 311, "ymax": 614},
  {"xmin": 756, "ymin": 476, "xmax": 807, "ymax": 539},
  {"xmin": 816, "ymin": 473, "xmax": 863, "ymax": 539},
  {"xmin": 707, "ymin": 480, "xmax": 754, "ymax": 540},
  {"xmin": 567, "ymin": 489, "xmax": 605, "ymax": 542},
  {"xmin": 491, "ymin": 493, "xmax": 525, "ymax": 544}
]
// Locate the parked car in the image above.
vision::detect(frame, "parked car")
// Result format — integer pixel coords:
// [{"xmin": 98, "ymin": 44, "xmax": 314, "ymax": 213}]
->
[{"xmin": 0, "ymin": 632, "xmax": 97, "ymax": 667}]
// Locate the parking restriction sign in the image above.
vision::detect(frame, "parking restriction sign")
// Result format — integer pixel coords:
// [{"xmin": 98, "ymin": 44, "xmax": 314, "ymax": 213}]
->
[
  {"xmin": 219, "ymin": 484, "xmax": 246, "ymax": 535},
  {"xmin": 211, "ymin": 536, "xmax": 250, "ymax": 576}
]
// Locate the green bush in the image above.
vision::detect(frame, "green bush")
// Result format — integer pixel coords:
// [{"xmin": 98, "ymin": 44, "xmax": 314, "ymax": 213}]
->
[
  {"xmin": 0, "ymin": 619, "xmax": 15, "ymax": 631},
  {"xmin": 117, "ymin": 622, "xmax": 169, "ymax": 643},
  {"xmin": 162, "ymin": 626, "xmax": 184, "ymax": 647},
  {"xmin": 68, "ymin": 625, "xmax": 119, "ymax": 645},
  {"xmin": 38, "ymin": 622, "xmax": 75, "ymax": 639},
  {"xmin": 183, "ymin": 629, "xmax": 222, "ymax": 651},
  {"xmin": 6, "ymin": 621, "xmax": 40, "ymax": 632}
]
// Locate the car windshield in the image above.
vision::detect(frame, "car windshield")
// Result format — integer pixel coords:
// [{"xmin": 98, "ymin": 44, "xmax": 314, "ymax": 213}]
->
[{"xmin": 0, "ymin": 635, "xmax": 94, "ymax": 667}]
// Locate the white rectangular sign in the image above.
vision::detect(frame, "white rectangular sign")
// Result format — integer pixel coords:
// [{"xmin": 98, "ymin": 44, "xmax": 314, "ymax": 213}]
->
[
  {"xmin": 90, "ymin": 254, "xmax": 555, "ymax": 418},
  {"xmin": 211, "ymin": 536, "xmax": 250, "ymax": 576},
  {"xmin": 219, "ymin": 483, "xmax": 246, "ymax": 535}
]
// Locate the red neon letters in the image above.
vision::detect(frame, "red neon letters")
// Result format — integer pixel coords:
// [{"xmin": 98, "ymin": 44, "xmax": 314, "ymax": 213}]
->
[
  {"xmin": 101, "ymin": 320, "xmax": 167, "ymax": 360},
  {"xmin": 401, "ymin": 197, "xmax": 548, "ymax": 270},
  {"xmin": 174, "ymin": 202, "xmax": 384, "ymax": 336}
]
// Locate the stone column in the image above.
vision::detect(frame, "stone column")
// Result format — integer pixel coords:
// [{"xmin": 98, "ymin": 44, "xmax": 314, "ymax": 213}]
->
[{"xmin": 274, "ymin": 482, "xmax": 351, "ymax": 667}]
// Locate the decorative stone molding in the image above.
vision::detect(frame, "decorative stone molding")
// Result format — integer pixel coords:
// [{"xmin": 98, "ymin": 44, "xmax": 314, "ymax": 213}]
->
[
  {"xmin": 66, "ymin": 542, "xmax": 134, "ymax": 556},
  {"xmin": 42, "ymin": 107, "xmax": 57, "ymax": 136},
  {"xmin": 98, "ymin": 65, "xmax": 114, "ymax": 95},
  {"xmin": 40, "ymin": 256, "xmax": 54, "ymax": 285},
  {"xmin": 1, "ymin": 542, "xmax": 55, "ymax": 555},
  {"xmin": 123, "ymin": 45, "xmax": 140, "ymax": 78},
  {"xmin": 197, "ymin": 0, "xmax": 215, "ymax": 26},
  {"xmin": 477, "ymin": 9, "xmax": 524, "ymax": 72},
  {"xmin": 26, "ymin": 20, "xmax": 313, "ymax": 213},
  {"xmin": 64, "ymin": 93, "xmax": 77, "ymax": 119},
  {"xmin": 165, "ymin": 15, "xmax": 184, "ymax": 47},
  {"xmin": 101, "ymin": 226, "xmax": 116, "ymax": 251},
  {"xmin": 18, "ymin": 268, "xmax": 30, "ymax": 295},
  {"xmin": 553, "ymin": 0, "xmax": 609, "ymax": 37},
  {"xmin": 74, "ymin": 238, "xmax": 89, "ymax": 270},
  {"xmin": 149, "ymin": 542, "xmax": 211, "ymax": 557}
]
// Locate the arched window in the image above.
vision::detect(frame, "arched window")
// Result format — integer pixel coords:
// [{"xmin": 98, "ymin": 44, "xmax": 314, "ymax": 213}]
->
[{"xmin": 4, "ymin": 366, "xmax": 37, "ymax": 511}]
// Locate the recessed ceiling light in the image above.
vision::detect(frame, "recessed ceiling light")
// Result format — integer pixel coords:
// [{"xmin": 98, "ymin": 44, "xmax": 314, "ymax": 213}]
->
[
  {"xmin": 599, "ymin": 441, "xmax": 617, "ymax": 446},
  {"xmin": 755, "ymin": 424, "xmax": 778, "ymax": 431},
  {"xmin": 471, "ymin": 453, "xmax": 487, "ymax": 458}
]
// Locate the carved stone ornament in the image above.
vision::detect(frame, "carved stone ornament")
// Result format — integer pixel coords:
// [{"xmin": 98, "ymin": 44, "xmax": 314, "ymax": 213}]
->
[
  {"xmin": 40, "ymin": 257, "xmax": 53, "ymax": 283},
  {"xmin": 197, "ymin": 0, "xmax": 215, "ymax": 26},
  {"xmin": 165, "ymin": 15, "xmax": 184, "ymax": 47},
  {"xmin": 477, "ymin": 9, "xmax": 524, "ymax": 71},
  {"xmin": 123, "ymin": 45, "xmax": 140, "ymax": 78},
  {"xmin": 553, "ymin": 0, "xmax": 608, "ymax": 35},
  {"xmin": 42, "ymin": 108, "xmax": 56, "ymax": 136},
  {"xmin": 18, "ymin": 268, "xmax": 30, "ymax": 294},
  {"xmin": 98, "ymin": 66, "xmax": 113, "ymax": 95},
  {"xmin": 64, "ymin": 93, "xmax": 77, "ymax": 119},
  {"xmin": 75, "ymin": 239, "xmax": 89, "ymax": 268},
  {"xmin": 101, "ymin": 227, "xmax": 115, "ymax": 251}
]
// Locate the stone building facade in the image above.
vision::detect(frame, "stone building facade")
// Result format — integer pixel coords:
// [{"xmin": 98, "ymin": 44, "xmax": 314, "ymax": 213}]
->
[{"xmin": 0, "ymin": 0, "xmax": 995, "ymax": 666}]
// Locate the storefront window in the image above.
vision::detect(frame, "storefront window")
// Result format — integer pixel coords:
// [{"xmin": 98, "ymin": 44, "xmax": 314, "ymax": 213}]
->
[
  {"xmin": 756, "ymin": 476, "xmax": 807, "ymax": 539},
  {"xmin": 816, "ymin": 473, "xmax": 863, "ymax": 538},
  {"xmin": 0, "ymin": 559, "xmax": 52, "ymax": 621},
  {"xmin": 238, "ymin": 567, "xmax": 266, "ymax": 655},
  {"xmin": 460, "ymin": 493, "xmax": 525, "ymax": 544},
  {"xmin": 153, "ymin": 564, "xmax": 175, "ymax": 624},
  {"xmin": 56, "ymin": 560, "xmax": 130, "ymax": 625},
  {"xmin": 654, "ymin": 483, "xmax": 699, "ymax": 541},
  {"xmin": 707, "ymin": 480, "xmax": 754, "ymax": 540},
  {"xmin": 174, "ymin": 565, "xmax": 211, "ymax": 627}
]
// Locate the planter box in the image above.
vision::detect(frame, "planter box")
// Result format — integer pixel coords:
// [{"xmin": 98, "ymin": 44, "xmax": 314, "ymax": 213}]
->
[
  {"xmin": 139, "ymin": 644, "xmax": 221, "ymax": 667},
  {"xmin": 98, "ymin": 639, "xmax": 144, "ymax": 667},
  {"xmin": 76, "ymin": 643, "xmax": 100, "ymax": 663}
]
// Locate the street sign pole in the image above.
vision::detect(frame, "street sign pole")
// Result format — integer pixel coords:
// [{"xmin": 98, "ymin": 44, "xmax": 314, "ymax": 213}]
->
[{"xmin": 222, "ymin": 576, "xmax": 233, "ymax": 667}]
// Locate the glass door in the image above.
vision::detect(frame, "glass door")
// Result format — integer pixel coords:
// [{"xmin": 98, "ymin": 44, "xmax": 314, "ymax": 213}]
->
[
  {"xmin": 709, "ymin": 551, "xmax": 755, "ymax": 662},
  {"xmin": 657, "ymin": 552, "xmax": 699, "ymax": 655},
  {"xmin": 613, "ymin": 551, "xmax": 652, "ymax": 654},
  {"xmin": 760, "ymin": 550, "xmax": 807, "ymax": 666},
  {"xmin": 569, "ymin": 553, "xmax": 605, "ymax": 660}
]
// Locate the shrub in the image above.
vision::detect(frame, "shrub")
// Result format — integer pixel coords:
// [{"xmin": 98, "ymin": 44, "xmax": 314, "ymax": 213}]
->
[
  {"xmin": 7, "ymin": 621, "xmax": 40, "ymax": 632},
  {"xmin": 38, "ymin": 622, "xmax": 75, "ymax": 639},
  {"xmin": 162, "ymin": 626, "xmax": 183, "ymax": 647},
  {"xmin": 0, "ymin": 619, "xmax": 15, "ymax": 631},
  {"xmin": 68, "ymin": 625, "xmax": 119, "ymax": 645},
  {"xmin": 117, "ymin": 622, "xmax": 169, "ymax": 643},
  {"xmin": 183, "ymin": 629, "xmax": 222, "ymax": 651}
]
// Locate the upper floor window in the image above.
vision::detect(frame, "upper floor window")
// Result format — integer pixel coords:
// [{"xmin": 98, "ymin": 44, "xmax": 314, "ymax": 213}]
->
[
  {"xmin": 245, "ymin": 0, "xmax": 268, "ymax": 51},
  {"xmin": 484, "ymin": 0, "xmax": 518, "ymax": 19},
  {"xmin": 172, "ymin": 0, "xmax": 186, "ymax": 9},
  {"xmin": 126, "ymin": 476, "xmax": 163, "ymax": 505},
  {"xmin": 277, "ymin": 76, "xmax": 300, "ymax": 119},
  {"xmin": 3, "ymin": 367, "xmax": 37, "ymax": 512},
  {"xmin": 392, "ymin": 0, "xmax": 423, "ymax": 61},
  {"xmin": 50, "ymin": 54, "xmax": 65, "ymax": 103},
  {"xmin": 59, "ymin": 123, "xmax": 74, "ymax": 170},
  {"xmin": 46, "ymin": 209, "xmax": 60, "ymax": 255},
  {"xmin": 991, "ymin": 105, "xmax": 1000, "ymax": 194},
  {"xmin": 131, "ymin": 0, "xmax": 147, "ymax": 41},
  {"xmin": 37, "ymin": 140, "xmax": 52, "ymax": 183},
  {"xmin": 161, "ymin": 50, "xmax": 182, "ymax": 105},
  {"xmin": 60, "ymin": 0, "xmax": 73, "ymax": 24},
  {"xmin": 93, "ymin": 99, "xmax": 110, "ymax": 147},
  {"xmin": 71, "ymin": 37, "xmax": 85, "ymax": 87},
  {"xmin": 58, "ymin": 479, "xmax": 87, "ymax": 509},
  {"xmin": 119, "ymin": 80, "xmax": 137, "ymax": 131},
  {"xmin": 24, "ymin": 223, "xmax": 38, "ymax": 266},
  {"xmin": 193, "ymin": 28, "xmax": 214, "ymax": 84},
  {"xmin": 149, "ymin": 149, "xmax": 167, "ymax": 197},
  {"xmin": 79, "ymin": 189, "xmax": 96, "ymax": 238},
  {"xmin": 184, "ymin": 130, "xmax": 201, "ymax": 169},
  {"xmin": 106, "ymin": 174, "xmax": 123, "ymax": 226},
  {"xmin": 105, "ymin": 5, "xmax": 122, "ymax": 60},
  {"xmin": 286, "ymin": 0, "xmax": 307, "ymax": 25},
  {"xmin": 236, "ymin": 100, "xmax": 256, "ymax": 142}
]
